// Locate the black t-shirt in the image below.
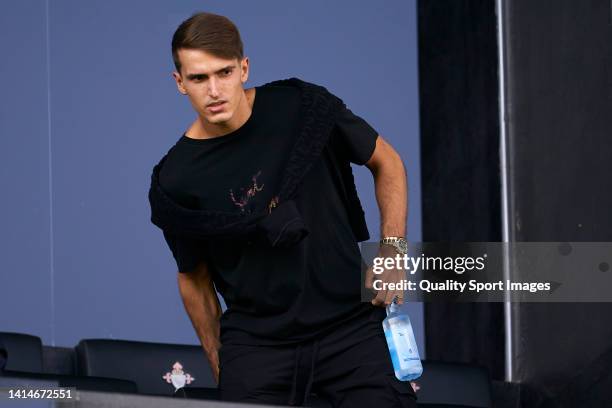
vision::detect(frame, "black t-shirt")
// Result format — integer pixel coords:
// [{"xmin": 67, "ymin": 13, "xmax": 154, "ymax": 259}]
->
[{"xmin": 158, "ymin": 83, "xmax": 382, "ymax": 345}]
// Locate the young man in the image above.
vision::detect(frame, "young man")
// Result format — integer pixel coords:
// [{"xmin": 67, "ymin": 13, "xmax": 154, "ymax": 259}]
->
[{"xmin": 149, "ymin": 12, "xmax": 415, "ymax": 407}]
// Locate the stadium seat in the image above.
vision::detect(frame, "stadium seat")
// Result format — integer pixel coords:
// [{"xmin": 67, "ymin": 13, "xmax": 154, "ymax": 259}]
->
[
  {"xmin": 0, "ymin": 331, "xmax": 137, "ymax": 393},
  {"xmin": 76, "ymin": 338, "xmax": 217, "ymax": 397},
  {"xmin": 0, "ymin": 332, "xmax": 44, "ymax": 373}
]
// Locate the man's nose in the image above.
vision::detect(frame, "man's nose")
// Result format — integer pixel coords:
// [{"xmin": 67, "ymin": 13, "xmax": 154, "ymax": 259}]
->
[{"xmin": 208, "ymin": 78, "xmax": 220, "ymax": 98}]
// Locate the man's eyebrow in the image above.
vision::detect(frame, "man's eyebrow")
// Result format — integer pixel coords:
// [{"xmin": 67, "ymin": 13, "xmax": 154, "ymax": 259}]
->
[
  {"xmin": 216, "ymin": 65, "xmax": 235, "ymax": 73},
  {"xmin": 186, "ymin": 73, "xmax": 208, "ymax": 80},
  {"xmin": 185, "ymin": 65, "xmax": 235, "ymax": 80}
]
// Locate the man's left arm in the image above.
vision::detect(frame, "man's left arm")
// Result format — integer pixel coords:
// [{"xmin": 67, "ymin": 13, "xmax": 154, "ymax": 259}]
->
[{"xmin": 365, "ymin": 135, "xmax": 408, "ymax": 306}]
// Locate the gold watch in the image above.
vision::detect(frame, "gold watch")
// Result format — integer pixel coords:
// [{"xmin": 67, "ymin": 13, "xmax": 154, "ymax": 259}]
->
[{"xmin": 380, "ymin": 236, "xmax": 408, "ymax": 254}]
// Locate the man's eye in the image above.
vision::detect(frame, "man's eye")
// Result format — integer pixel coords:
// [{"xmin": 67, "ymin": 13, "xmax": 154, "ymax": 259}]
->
[{"xmin": 222, "ymin": 69, "xmax": 232, "ymax": 76}]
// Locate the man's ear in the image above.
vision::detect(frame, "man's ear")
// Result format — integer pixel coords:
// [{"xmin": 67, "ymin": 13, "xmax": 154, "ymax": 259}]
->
[
  {"xmin": 172, "ymin": 71, "xmax": 187, "ymax": 95},
  {"xmin": 240, "ymin": 57, "xmax": 249, "ymax": 84}
]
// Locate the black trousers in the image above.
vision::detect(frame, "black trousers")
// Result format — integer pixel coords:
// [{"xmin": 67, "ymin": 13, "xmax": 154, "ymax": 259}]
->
[{"xmin": 219, "ymin": 306, "xmax": 417, "ymax": 407}]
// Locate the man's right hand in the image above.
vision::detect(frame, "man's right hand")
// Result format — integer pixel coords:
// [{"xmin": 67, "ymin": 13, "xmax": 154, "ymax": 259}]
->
[
  {"xmin": 177, "ymin": 261, "xmax": 223, "ymax": 386},
  {"xmin": 207, "ymin": 349, "xmax": 220, "ymax": 385}
]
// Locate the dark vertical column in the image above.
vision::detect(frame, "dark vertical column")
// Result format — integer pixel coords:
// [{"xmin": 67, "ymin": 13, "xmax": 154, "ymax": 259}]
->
[
  {"xmin": 418, "ymin": 0, "xmax": 504, "ymax": 380},
  {"xmin": 420, "ymin": 0, "xmax": 612, "ymax": 403},
  {"xmin": 504, "ymin": 0, "xmax": 612, "ymax": 405}
]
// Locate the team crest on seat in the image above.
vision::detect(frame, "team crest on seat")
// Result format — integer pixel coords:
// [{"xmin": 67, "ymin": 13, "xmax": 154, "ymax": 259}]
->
[{"xmin": 163, "ymin": 361, "xmax": 195, "ymax": 390}]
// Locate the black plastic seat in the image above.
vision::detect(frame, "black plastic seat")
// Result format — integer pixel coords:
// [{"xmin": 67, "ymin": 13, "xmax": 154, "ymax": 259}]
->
[
  {"xmin": 0, "ymin": 332, "xmax": 44, "ymax": 373},
  {"xmin": 0, "ymin": 332, "xmax": 138, "ymax": 393},
  {"xmin": 76, "ymin": 338, "xmax": 216, "ymax": 397}
]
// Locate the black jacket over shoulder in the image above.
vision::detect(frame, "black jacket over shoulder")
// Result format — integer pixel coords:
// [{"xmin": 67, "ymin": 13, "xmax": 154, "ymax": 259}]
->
[{"xmin": 148, "ymin": 77, "xmax": 370, "ymax": 248}]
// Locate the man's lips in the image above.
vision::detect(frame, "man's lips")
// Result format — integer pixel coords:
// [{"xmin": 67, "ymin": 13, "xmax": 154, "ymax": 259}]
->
[{"xmin": 206, "ymin": 101, "xmax": 226, "ymax": 113}]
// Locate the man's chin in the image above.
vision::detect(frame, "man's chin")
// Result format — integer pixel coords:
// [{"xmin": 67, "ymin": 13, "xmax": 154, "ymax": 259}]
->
[{"xmin": 204, "ymin": 114, "xmax": 231, "ymax": 125}]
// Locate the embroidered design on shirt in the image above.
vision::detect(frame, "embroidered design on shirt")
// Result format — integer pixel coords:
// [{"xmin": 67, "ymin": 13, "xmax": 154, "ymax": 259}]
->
[
  {"xmin": 230, "ymin": 171, "xmax": 264, "ymax": 213},
  {"xmin": 268, "ymin": 196, "xmax": 280, "ymax": 214},
  {"xmin": 162, "ymin": 361, "xmax": 195, "ymax": 391}
]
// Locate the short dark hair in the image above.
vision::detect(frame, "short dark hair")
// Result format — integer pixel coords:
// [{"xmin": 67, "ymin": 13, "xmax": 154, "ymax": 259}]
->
[{"xmin": 172, "ymin": 12, "xmax": 244, "ymax": 73}]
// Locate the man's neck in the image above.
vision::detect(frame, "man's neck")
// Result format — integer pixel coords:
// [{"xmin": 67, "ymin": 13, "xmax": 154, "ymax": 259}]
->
[{"xmin": 188, "ymin": 88, "xmax": 255, "ymax": 139}]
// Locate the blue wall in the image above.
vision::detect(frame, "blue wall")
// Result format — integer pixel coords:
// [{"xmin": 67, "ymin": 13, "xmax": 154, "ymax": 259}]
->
[{"xmin": 0, "ymin": 0, "xmax": 423, "ymax": 354}]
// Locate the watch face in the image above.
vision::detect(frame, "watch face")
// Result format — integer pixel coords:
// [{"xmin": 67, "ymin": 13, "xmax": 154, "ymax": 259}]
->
[{"xmin": 397, "ymin": 239, "xmax": 408, "ymax": 254}]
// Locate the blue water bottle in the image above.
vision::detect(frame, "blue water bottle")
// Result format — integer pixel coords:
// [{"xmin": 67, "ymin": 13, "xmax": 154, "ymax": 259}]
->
[{"xmin": 383, "ymin": 300, "xmax": 423, "ymax": 381}]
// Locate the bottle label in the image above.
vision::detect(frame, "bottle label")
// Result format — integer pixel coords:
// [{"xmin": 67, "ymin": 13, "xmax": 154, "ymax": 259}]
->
[{"xmin": 388, "ymin": 318, "xmax": 419, "ymax": 362}]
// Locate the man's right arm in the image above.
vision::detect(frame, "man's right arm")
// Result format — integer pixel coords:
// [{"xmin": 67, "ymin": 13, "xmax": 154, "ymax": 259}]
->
[{"xmin": 176, "ymin": 261, "xmax": 222, "ymax": 384}]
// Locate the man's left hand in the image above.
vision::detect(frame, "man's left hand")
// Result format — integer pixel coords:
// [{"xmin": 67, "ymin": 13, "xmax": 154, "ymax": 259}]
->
[{"xmin": 365, "ymin": 244, "xmax": 406, "ymax": 306}]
